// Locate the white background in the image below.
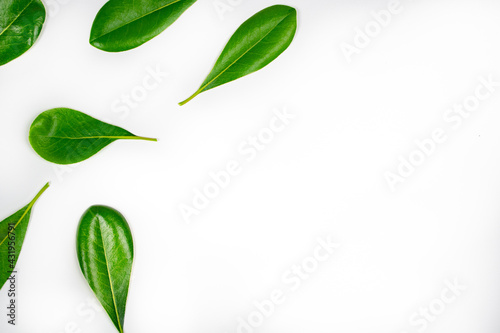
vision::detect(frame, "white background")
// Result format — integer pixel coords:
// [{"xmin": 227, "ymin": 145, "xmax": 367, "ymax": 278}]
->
[{"xmin": 1, "ymin": 0, "xmax": 500, "ymax": 332}]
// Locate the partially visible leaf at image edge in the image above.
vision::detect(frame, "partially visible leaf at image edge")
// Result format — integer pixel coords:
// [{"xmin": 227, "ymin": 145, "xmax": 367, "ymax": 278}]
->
[
  {"xmin": 90, "ymin": 0, "xmax": 197, "ymax": 52},
  {"xmin": 0, "ymin": 0, "xmax": 46, "ymax": 66},
  {"xmin": 29, "ymin": 108, "xmax": 157, "ymax": 165},
  {"xmin": 77, "ymin": 206, "xmax": 134, "ymax": 333},
  {"xmin": 0, "ymin": 182, "xmax": 49, "ymax": 290},
  {"xmin": 179, "ymin": 4, "xmax": 297, "ymax": 105}
]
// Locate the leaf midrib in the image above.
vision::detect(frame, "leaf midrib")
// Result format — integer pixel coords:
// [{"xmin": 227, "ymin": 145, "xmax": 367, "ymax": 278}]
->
[
  {"xmin": 90, "ymin": 0, "xmax": 183, "ymax": 42},
  {"xmin": 0, "ymin": 0, "xmax": 35, "ymax": 38},
  {"xmin": 0, "ymin": 206, "xmax": 30, "ymax": 249},
  {"xmin": 32, "ymin": 135, "xmax": 133, "ymax": 140},
  {"xmin": 199, "ymin": 10, "xmax": 293, "ymax": 94},
  {"xmin": 95, "ymin": 212, "xmax": 124, "ymax": 333}
]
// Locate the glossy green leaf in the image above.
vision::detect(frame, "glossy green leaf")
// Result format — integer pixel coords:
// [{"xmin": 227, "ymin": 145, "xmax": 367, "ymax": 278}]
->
[
  {"xmin": 29, "ymin": 108, "xmax": 157, "ymax": 165},
  {"xmin": 77, "ymin": 206, "xmax": 134, "ymax": 333},
  {"xmin": 0, "ymin": 182, "xmax": 49, "ymax": 291},
  {"xmin": 0, "ymin": 0, "xmax": 46, "ymax": 66},
  {"xmin": 90, "ymin": 0, "xmax": 197, "ymax": 52},
  {"xmin": 179, "ymin": 5, "xmax": 297, "ymax": 105}
]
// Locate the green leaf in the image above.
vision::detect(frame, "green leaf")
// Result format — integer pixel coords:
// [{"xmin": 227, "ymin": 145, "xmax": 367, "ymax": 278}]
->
[
  {"xmin": 90, "ymin": 0, "xmax": 197, "ymax": 52},
  {"xmin": 179, "ymin": 5, "xmax": 297, "ymax": 106},
  {"xmin": 0, "ymin": 0, "xmax": 46, "ymax": 66},
  {"xmin": 77, "ymin": 206, "xmax": 134, "ymax": 333},
  {"xmin": 29, "ymin": 108, "xmax": 157, "ymax": 165},
  {"xmin": 0, "ymin": 182, "xmax": 49, "ymax": 291}
]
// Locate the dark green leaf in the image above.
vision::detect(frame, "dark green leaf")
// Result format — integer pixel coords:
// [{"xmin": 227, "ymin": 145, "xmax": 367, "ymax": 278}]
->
[
  {"xmin": 29, "ymin": 108, "xmax": 157, "ymax": 165},
  {"xmin": 0, "ymin": 182, "xmax": 49, "ymax": 291},
  {"xmin": 179, "ymin": 5, "xmax": 297, "ymax": 105},
  {"xmin": 90, "ymin": 0, "xmax": 197, "ymax": 52},
  {"xmin": 77, "ymin": 206, "xmax": 134, "ymax": 333},
  {"xmin": 0, "ymin": 0, "xmax": 46, "ymax": 66}
]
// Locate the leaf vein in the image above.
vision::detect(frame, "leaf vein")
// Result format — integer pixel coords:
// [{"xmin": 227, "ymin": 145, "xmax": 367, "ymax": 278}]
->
[{"xmin": 0, "ymin": 0, "xmax": 36, "ymax": 38}]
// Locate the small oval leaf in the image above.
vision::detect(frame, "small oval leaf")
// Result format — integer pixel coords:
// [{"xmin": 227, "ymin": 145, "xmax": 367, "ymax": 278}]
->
[
  {"xmin": 90, "ymin": 0, "xmax": 197, "ymax": 52},
  {"xmin": 29, "ymin": 108, "xmax": 157, "ymax": 165},
  {"xmin": 0, "ymin": 0, "xmax": 46, "ymax": 66},
  {"xmin": 0, "ymin": 182, "xmax": 49, "ymax": 291},
  {"xmin": 77, "ymin": 206, "xmax": 134, "ymax": 333},
  {"xmin": 179, "ymin": 5, "xmax": 297, "ymax": 105}
]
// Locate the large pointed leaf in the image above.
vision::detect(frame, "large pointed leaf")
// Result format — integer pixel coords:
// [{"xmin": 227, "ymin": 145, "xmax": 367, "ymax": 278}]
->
[
  {"xmin": 0, "ymin": 0, "xmax": 46, "ymax": 66},
  {"xmin": 179, "ymin": 5, "xmax": 297, "ymax": 105},
  {"xmin": 90, "ymin": 0, "xmax": 197, "ymax": 52},
  {"xmin": 29, "ymin": 108, "xmax": 157, "ymax": 165},
  {"xmin": 77, "ymin": 206, "xmax": 134, "ymax": 333},
  {"xmin": 0, "ymin": 182, "xmax": 49, "ymax": 290}
]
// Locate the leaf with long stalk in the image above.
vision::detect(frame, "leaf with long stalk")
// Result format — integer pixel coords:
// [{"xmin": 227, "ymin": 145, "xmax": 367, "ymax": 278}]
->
[
  {"xmin": 179, "ymin": 5, "xmax": 297, "ymax": 105},
  {"xmin": 29, "ymin": 108, "xmax": 157, "ymax": 165},
  {"xmin": 0, "ymin": 182, "xmax": 50, "ymax": 290}
]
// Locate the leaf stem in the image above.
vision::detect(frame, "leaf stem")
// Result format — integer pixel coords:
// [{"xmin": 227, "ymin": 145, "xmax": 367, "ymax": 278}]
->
[
  {"xmin": 117, "ymin": 136, "xmax": 158, "ymax": 142},
  {"xmin": 179, "ymin": 88, "xmax": 203, "ymax": 106},
  {"xmin": 132, "ymin": 136, "xmax": 158, "ymax": 142},
  {"xmin": 30, "ymin": 182, "xmax": 50, "ymax": 206}
]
